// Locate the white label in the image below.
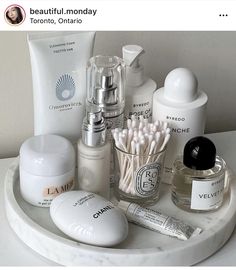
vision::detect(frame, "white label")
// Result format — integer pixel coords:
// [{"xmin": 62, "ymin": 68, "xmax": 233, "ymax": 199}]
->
[
  {"xmin": 191, "ymin": 175, "xmax": 225, "ymax": 210},
  {"xmin": 152, "ymin": 101, "xmax": 207, "ymax": 184},
  {"xmin": 125, "ymin": 95, "xmax": 152, "ymax": 121},
  {"xmin": 135, "ymin": 162, "xmax": 161, "ymax": 197}
]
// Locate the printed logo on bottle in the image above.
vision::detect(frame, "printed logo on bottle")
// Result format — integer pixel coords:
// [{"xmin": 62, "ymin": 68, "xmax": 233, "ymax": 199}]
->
[
  {"xmin": 56, "ymin": 74, "xmax": 76, "ymax": 101},
  {"xmin": 135, "ymin": 162, "xmax": 161, "ymax": 197}
]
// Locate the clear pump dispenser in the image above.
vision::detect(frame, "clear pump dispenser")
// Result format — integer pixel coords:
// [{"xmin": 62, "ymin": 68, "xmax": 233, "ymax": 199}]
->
[{"xmin": 87, "ymin": 56, "xmax": 125, "ymax": 136}]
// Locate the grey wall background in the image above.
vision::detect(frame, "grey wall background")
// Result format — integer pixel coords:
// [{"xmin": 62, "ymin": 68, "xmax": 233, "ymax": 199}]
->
[{"xmin": 1, "ymin": 31, "xmax": 236, "ymax": 158}]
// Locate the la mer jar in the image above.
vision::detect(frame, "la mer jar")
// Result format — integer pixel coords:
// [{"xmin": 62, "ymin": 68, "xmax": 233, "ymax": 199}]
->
[{"xmin": 19, "ymin": 134, "xmax": 75, "ymax": 207}]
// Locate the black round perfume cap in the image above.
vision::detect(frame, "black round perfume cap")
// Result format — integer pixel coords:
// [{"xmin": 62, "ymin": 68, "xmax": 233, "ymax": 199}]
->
[{"xmin": 183, "ymin": 136, "xmax": 216, "ymax": 170}]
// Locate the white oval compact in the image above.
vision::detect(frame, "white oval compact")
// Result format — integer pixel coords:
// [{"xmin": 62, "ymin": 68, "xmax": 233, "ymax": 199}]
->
[{"xmin": 50, "ymin": 190, "xmax": 128, "ymax": 247}]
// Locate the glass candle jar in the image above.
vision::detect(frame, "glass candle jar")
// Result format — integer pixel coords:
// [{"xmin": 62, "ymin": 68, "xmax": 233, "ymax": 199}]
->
[{"xmin": 114, "ymin": 145, "xmax": 166, "ymax": 206}]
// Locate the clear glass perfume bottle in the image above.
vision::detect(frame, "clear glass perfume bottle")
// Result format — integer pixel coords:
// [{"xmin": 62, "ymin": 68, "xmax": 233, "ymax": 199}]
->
[{"xmin": 171, "ymin": 136, "xmax": 226, "ymax": 212}]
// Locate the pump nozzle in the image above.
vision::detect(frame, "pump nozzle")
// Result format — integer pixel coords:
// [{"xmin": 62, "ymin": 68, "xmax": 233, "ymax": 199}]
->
[
  {"xmin": 82, "ymin": 103, "xmax": 106, "ymax": 147},
  {"xmin": 122, "ymin": 45, "xmax": 145, "ymax": 67},
  {"xmin": 94, "ymin": 70, "xmax": 118, "ymax": 106},
  {"xmin": 122, "ymin": 45, "xmax": 145, "ymax": 86}
]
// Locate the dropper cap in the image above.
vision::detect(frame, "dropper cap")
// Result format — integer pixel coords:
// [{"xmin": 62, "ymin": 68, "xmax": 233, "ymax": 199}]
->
[{"xmin": 82, "ymin": 104, "xmax": 106, "ymax": 147}]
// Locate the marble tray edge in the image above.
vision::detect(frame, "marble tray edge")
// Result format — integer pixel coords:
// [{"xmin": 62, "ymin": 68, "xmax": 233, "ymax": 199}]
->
[{"xmin": 3, "ymin": 160, "xmax": 236, "ymax": 266}]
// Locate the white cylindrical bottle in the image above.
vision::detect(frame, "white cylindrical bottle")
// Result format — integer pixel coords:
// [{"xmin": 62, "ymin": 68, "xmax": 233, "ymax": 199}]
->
[
  {"xmin": 152, "ymin": 68, "xmax": 208, "ymax": 184},
  {"xmin": 123, "ymin": 45, "xmax": 157, "ymax": 122},
  {"xmin": 77, "ymin": 105, "xmax": 111, "ymax": 199}
]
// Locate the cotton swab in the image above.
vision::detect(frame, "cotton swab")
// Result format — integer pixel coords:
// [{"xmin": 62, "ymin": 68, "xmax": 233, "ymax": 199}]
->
[{"xmin": 112, "ymin": 117, "xmax": 170, "ymax": 195}]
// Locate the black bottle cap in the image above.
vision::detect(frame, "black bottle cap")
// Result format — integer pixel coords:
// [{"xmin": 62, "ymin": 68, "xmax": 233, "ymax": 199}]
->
[{"xmin": 183, "ymin": 136, "xmax": 216, "ymax": 170}]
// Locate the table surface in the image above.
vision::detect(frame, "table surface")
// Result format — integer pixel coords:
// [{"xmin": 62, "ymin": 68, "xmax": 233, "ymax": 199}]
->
[{"xmin": 1, "ymin": 131, "xmax": 236, "ymax": 266}]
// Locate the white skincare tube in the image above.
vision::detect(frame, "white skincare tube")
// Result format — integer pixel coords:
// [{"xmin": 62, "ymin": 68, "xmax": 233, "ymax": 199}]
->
[
  {"xmin": 28, "ymin": 32, "xmax": 95, "ymax": 144},
  {"xmin": 118, "ymin": 201, "xmax": 202, "ymax": 241}
]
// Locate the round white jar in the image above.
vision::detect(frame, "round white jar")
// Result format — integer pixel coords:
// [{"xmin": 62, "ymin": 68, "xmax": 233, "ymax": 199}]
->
[{"xmin": 19, "ymin": 134, "xmax": 75, "ymax": 207}]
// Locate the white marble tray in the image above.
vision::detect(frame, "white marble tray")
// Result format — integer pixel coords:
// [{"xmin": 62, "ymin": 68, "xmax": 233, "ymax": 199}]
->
[{"xmin": 4, "ymin": 160, "xmax": 236, "ymax": 266}]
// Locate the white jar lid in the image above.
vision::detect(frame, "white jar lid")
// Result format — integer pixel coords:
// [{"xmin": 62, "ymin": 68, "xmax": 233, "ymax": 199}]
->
[{"xmin": 20, "ymin": 134, "xmax": 75, "ymax": 176}]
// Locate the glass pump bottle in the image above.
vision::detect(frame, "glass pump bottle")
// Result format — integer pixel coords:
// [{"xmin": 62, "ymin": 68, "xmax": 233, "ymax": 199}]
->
[{"xmin": 87, "ymin": 55, "xmax": 125, "ymax": 140}]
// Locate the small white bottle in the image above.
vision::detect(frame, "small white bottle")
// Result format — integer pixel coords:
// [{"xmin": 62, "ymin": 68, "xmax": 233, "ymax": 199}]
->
[
  {"xmin": 122, "ymin": 45, "xmax": 157, "ymax": 122},
  {"xmin": 77, "ymin": 105, "xmax": 111, "ymax": 199},
  {"xmin": 152, "ymin": 68, "xmax": 208, "ymax": 184}
]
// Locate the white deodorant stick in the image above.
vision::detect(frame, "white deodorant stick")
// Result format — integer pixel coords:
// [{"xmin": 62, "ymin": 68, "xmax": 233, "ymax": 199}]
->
[{"xmin": 50, "ymin": 191, "xmax": 129, "ymax": 247}]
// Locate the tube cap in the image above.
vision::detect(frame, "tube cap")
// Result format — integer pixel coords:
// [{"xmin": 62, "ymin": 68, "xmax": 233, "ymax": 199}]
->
[
  {"xmin": 117, "ymin": 200, "xmax": 131, "ymax": 213},
  {"xmin": 183, "ymin": 136, "xmax": 216, "ymax": 170},
  {"xmin": 20, "ymin": 134, "xmax": 75, "ymax": 176}
]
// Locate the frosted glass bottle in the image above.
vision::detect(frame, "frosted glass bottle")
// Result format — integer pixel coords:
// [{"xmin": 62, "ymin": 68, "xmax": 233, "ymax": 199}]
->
[
  {"xmin": 77, "ymin": 140, "xmax": 111, "ymax": 199},
  {"xmin": 77, "ymin": 105, "xmax": 111, "ymax": 199},
  {"xmin": 123, "ymin": 45, "xmax": 157, "ymax": 122}
]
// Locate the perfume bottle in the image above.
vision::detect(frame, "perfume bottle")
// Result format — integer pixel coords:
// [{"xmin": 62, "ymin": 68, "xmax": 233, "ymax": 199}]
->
[
  {"xmin": 77, "ymin": 104, "xmax": 111, "ymax": 199},
  {"xmin": 171, "ymin": 136, "xmax": 226, "ymax": 212},
  {"xmin": 87, "ymin": 55, "xmax": 125, "ymax": 140},
  {"xmin": 152, "ymin": 68, "xmax": 208, "ymax": 184}
]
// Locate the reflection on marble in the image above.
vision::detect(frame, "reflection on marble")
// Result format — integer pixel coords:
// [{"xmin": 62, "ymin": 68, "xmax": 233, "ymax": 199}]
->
[{"xmin": 4, "ymin": 160, "xmax": 236, "ymax": 266}]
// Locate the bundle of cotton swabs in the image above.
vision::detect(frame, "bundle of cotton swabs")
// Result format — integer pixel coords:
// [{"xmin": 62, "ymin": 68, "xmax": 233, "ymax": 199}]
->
[{"xmin": 111, "ymin": 116, "xmax": 171, "ymax": 195}]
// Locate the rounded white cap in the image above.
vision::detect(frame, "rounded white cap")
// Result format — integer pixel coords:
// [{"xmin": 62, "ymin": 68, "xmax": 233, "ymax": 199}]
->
[
  {"xmin": 164, "ymin": 68, "xmax": 198, "ymax": 103},
  {"xmin": 20, "ymin": 134, "xmax": 75, "ymax": 176}
]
